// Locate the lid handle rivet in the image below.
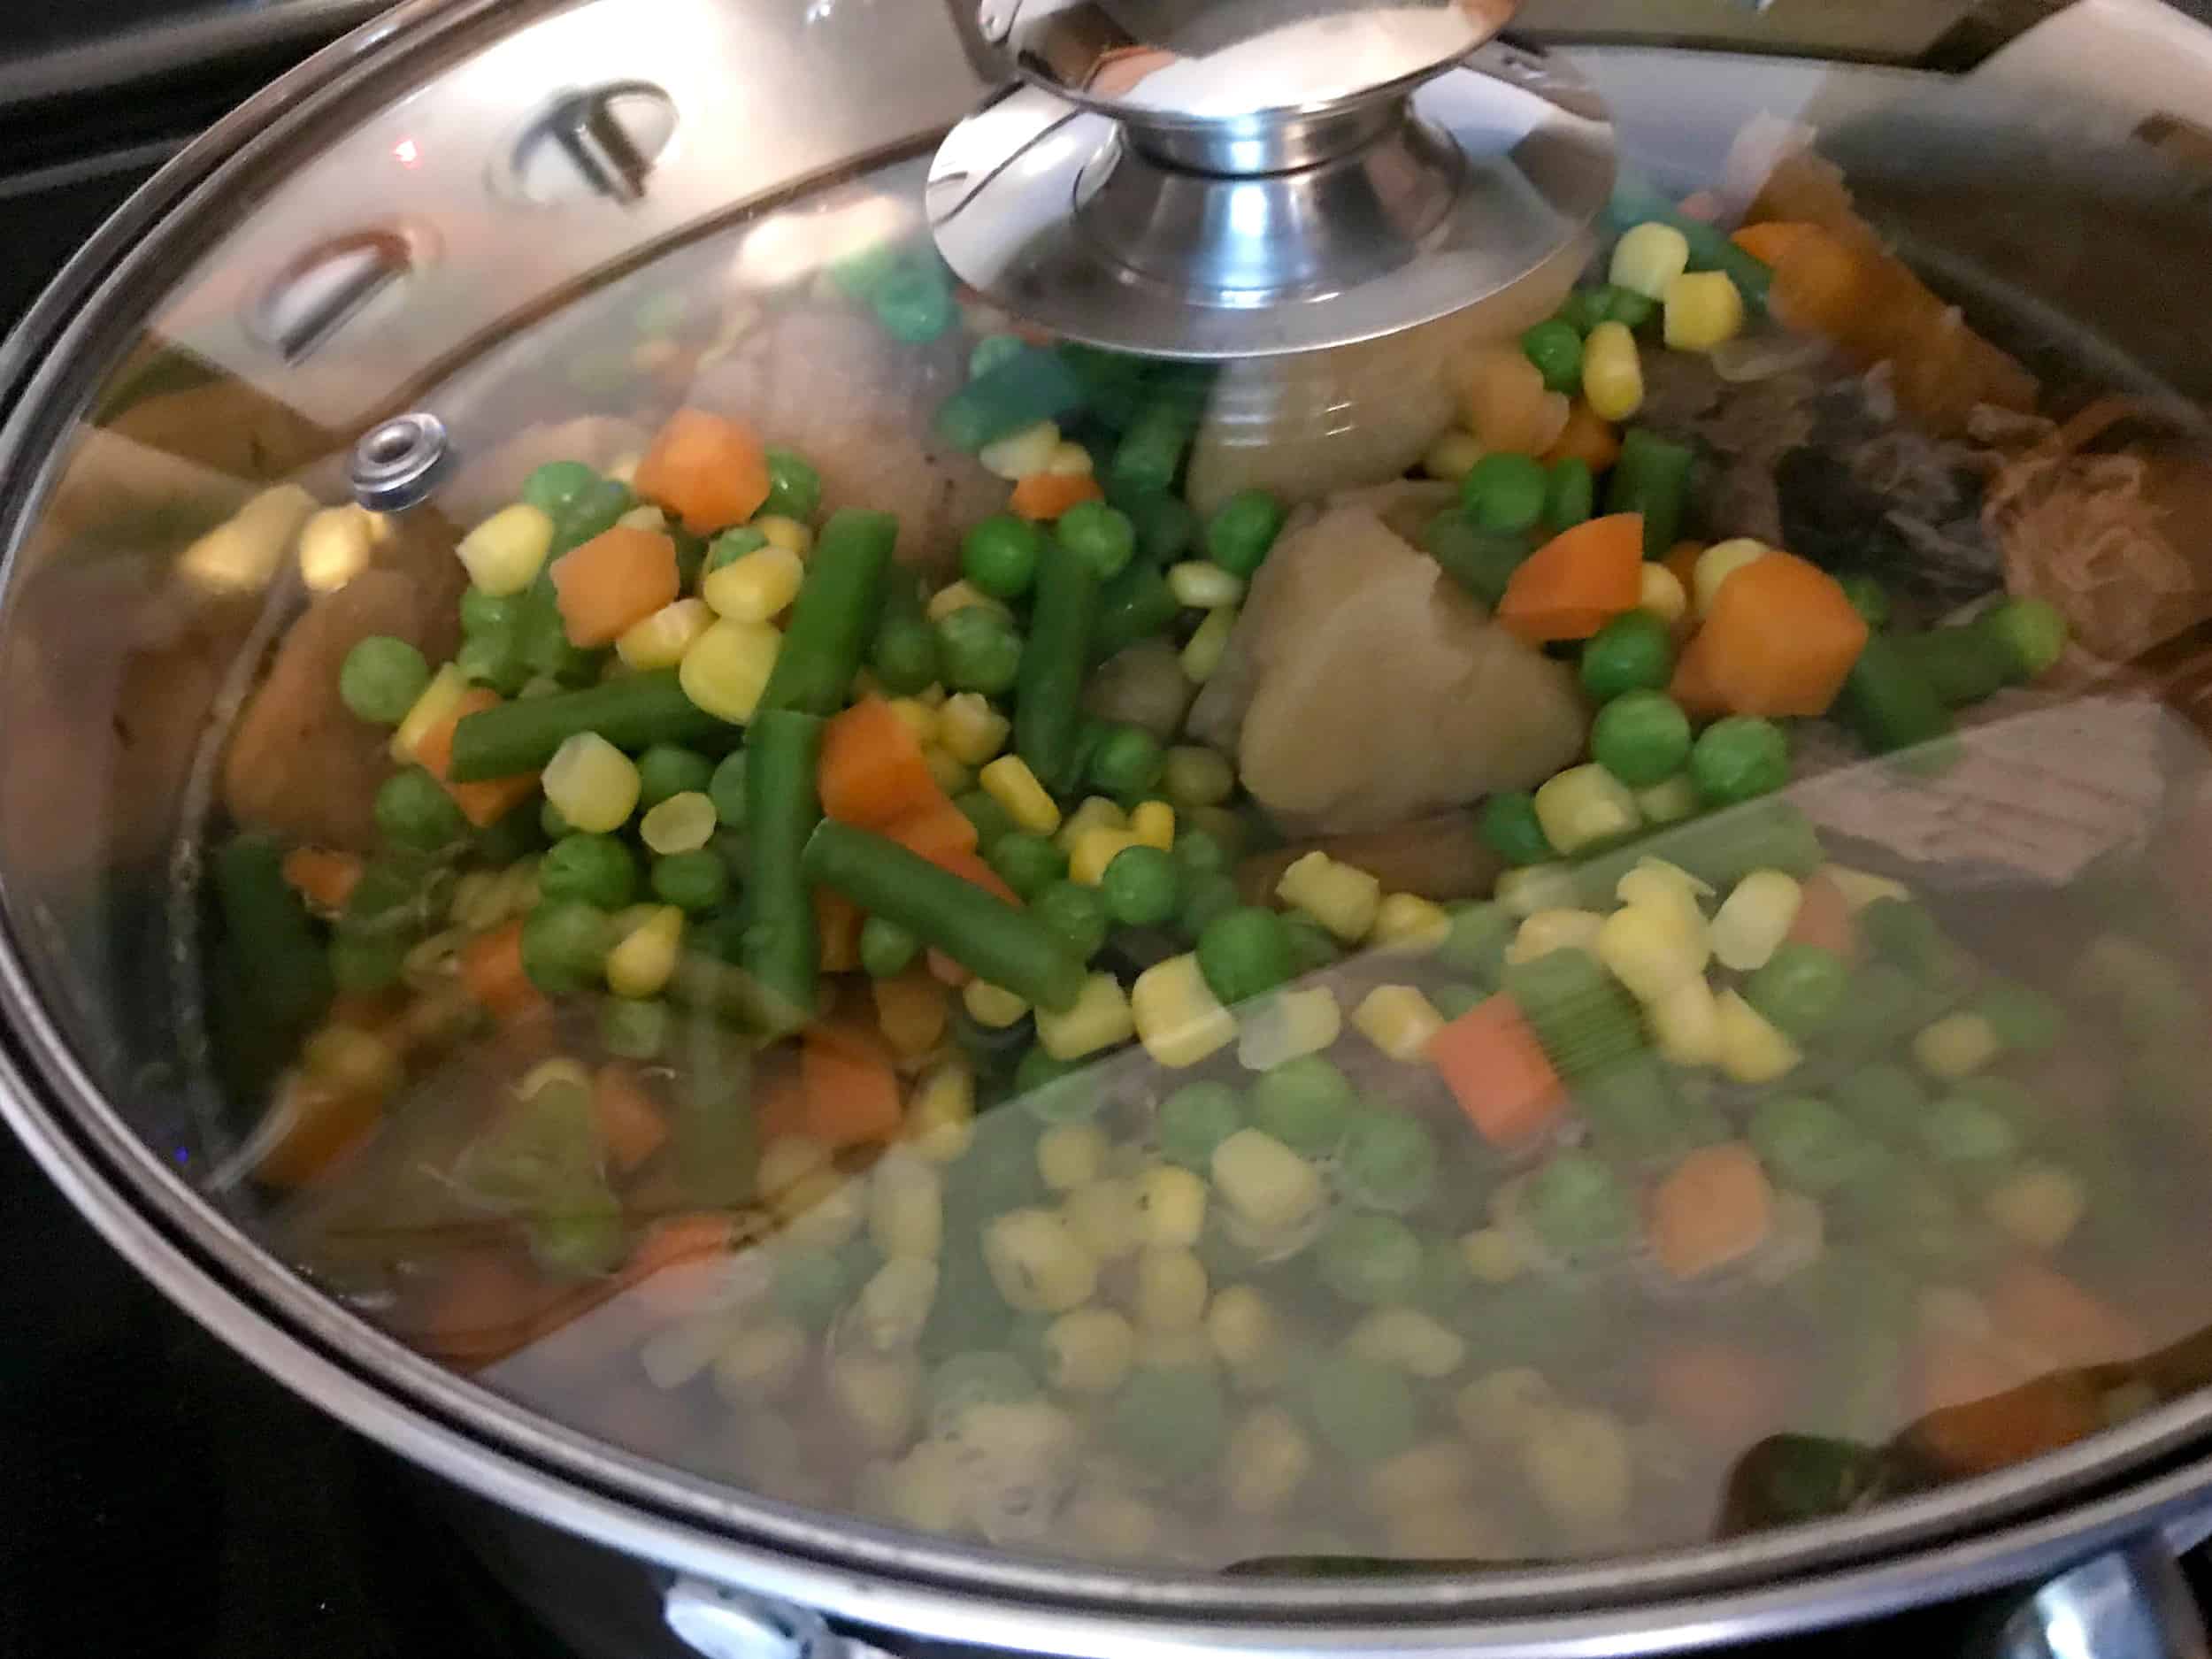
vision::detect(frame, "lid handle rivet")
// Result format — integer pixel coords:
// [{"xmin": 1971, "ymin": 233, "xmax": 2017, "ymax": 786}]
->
[{"xmin": 349, "ymin": 412, "xmax": 455, "ymax": 513}]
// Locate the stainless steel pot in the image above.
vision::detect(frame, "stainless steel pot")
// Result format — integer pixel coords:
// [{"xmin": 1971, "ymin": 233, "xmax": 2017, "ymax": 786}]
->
[{"xmin": 6, "ymin": 0, "xmax": 2212, "ymax": 1655}]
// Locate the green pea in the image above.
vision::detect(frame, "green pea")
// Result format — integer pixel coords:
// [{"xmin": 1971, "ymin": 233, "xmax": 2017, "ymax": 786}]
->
[
  {"xmin": 987, "ymin": 832, "xmax": 1068, "ymax": 901},
  {"xmin": 1974, "ymin": 976, "xmax": 2066, "ymax": 1054},
  {"xmin": 1438, "ymin": 902, "xmax": 1513, "ymax": 986},
  {"xmin": 1339, "ymin": 1109, "xmax": 1438, "ymax": 1214},
  {"xmin": 1176, "ymin": 872, "xmax": 1242, "ymax": 944},
  {"xmin": 541, "ymin": 798, "xmax": 574, "ymax": 841},
  {"xmin": 1520, "ymin": 319, "xmax": 1586, "ymax": 394},
  {"xmin": 1553, "ymin": 288, "xmax": 1606, "ymax": 336},
  {"xmin": 1747, "ymin": 1094, "xmax": 1877, "ymax": 1194},
  {"xmin": 1109, "ymin": 1364, "xmax": 1228, "ymax": 1473},
  {"xmin": 1195, "ymin": 906, "xmax": 1294, "ymax": 1008},
  {"xmin": 1301, "ymin": 1350, "xmax": 1417, "ymax": 1463},
  {"xmin": 551, "ymin": 477, "xmax": 635, "ymax": 554},
  {"xmin": 330, "ymin": 929, "xmax": 406, "ymax": 995},
  {"xmin": 650, "ymin": 849, "xmax": 729, "ymax": 912},
  {"xmin": 703, "ymin": 526, "xmax": 769, "ymax": 577},
  {"xmin": 1982, "ymin": 597, "xmax": 2067, "ymax": 680},
  {"xmin": 1166, "ymin": 826, "xmax": 1225, "ymax": 878},
  {"xmin": 1596, "ymin": 283, "xmax": 1657, "ymax": 330},
  {"xmin": 1479, "ymin": 791, "xmax": 1555, "ymax": 866},
  {"xmin": 1592, "ymin": 690, "xmax": 1693, "ymax": 788},
  {"xmin": 601, "ymin": 995, "xmax": 671, "ymax": 1060},
  {"xmin": 1158, "ymin": 1080, "xmax": 1242, "ymax": 1170},
  {"xmin": 1744, "ymin": 942, "xmax": 1849, "ymax": 1039},
  {"xmin": 870, "ymin": 612, "xmax": 941, "ymax": 695},
  {"xmin": 706, "ymin": 750, "xmax": 749, "ymax": 830},
  {"xmin": 1460, "ymin": 452, "xmax": 1549, "ymax": 534},
  {"xmin": 773, "ymin": 1246, "xmax": 854, "ymax": 1332},
  {"xmin": 338, "ymin": 635, "xmax": 432, "ymax": 726},
  {"xmin": 1087, "ymin": 726, "xmax": 1164, "ymax": 799},
  {"xmin": 1280, "ymin": 911, "xmax": 1340, "ymax": 975},
  {"xmin": 1523, "ymin": 1149, "xmax": 1636, "ymax": 1263},
  {"xmin": 1250, "ymin": 1055, "xmax": 1356, "ymax": 1157},
  {"xmin": 1101, "ymin": 845, "xmax": 1180, "ymax": 927},
  {"xmin": 540, "ymin": 833, "xmax": 639, "ymax": 910},
  {"xmin": 635, "ymin": 744, "xmax": 715, "ymax": 810},
  {"xmin": 519, "ymin": 900, "xmax": 613, "ymax": 995},
  {"xmin": 1205, "ymin": 488, "xmax": 1286, "ymax": 579},
  {"xmin": 1013, "ymin": 1045, "xmax": 1100, "ymax": 1123},
  {"xmin": 454, "ymin": 630, "xmax": 528, "ymax": 697},
  {"xmin": 458, "ymin": 587, "xmax": 518, "ymax": 639},
  {"xmin": 1125, "ymin": 491, "xmax": 1198, "ymax": 565},
  {"xmin": 1579, "ymin": 611, "xmax": 1676, "ymax": 703},
  {"xmin": 935, "ymin": 607, "xmax": 1024, "ymax": 695},
  {"xmin": 859, "ymin": 915, "xmax": 921, "ymax": 979},
  {"xmin": 761, "ymin": 448, "xmax": 822, "ymax": 522},
  {"xmin": 1837, "ymin": 572, "xmax": 1891, "ymax": 630},
  {"xmin": 1921, "ymin": 1093, "xmax": 2022, "ymax": 1169},
  {"xmin": 1318, "ymin": 1212, "xmax": 1424, "ymax": 1306},
  {"xmin": 373, "ymin": 768, "xmax": 466, "ymax": 851},
  {"xmin": 961, "ymin": 514, "xmax": 1046, "ymax": 601},
  {"xmin": 1056, "ymin": 499, "xmax": 1137, "ymax": 581},
  {"xmin": 1830, "ymin": 1061, "xmax": 1931, "ymax": 1145},
  {"xmin": 1031, "ymin": 881, "xmax": 1108, "ymax": 962},
  {"xmin": 519, "ymin": 459, "xmax": 599, "ymax": 518},
  {"xmin": 1690, "ymin": 715, "xmax": 1790, "ymax": 805},
  {"xmin": 871, "ymin": 258, "xmax": 956, "ymax": 343}
]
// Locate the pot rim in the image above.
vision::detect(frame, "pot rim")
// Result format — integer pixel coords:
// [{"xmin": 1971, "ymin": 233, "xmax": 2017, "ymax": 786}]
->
[{"xmin": 4, "ymin": 0, "xmax": 2212, "ymax": 1643}]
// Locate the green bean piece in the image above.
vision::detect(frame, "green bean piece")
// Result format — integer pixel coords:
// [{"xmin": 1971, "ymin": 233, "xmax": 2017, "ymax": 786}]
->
[
  {"xmin": 1521, "ymin": 319, "xmax": 1586, "ymax": 394},
  {"xmin": 212, "ymin": 833, "xmax": 334, "ymax": 1039},
  {"xmin": 933, "ymin": 345, "xmax": 1090, "ymax": 452},
  {"xmin": 757, "ymin": 509, "xmax": 899, "ymax": 718},
  {"xmin": 1603, "ymin": 427, "xmax": 1695, "ymax": 558},
  {"xmin": 1544, "ymin": 457, "xmax": 1595, "ymax": 534},
  {"xmin": 953, "ymin": 787, "xmax": 1017, "ymax": 849},
  {"xmin": 1301, "ymin": 1351, "xmax": 1417, "ymax": 1463},
  {"xmin": 1089, "ymin": 561, "xmax": 1180, "ymax": 664},
  {"xmin": 1031, "ymin": 881, "xmax": 1109, "ymax": 962},
  {"xmin": 448, "ymin": 670, "xmax": 726, "ymax": 781},
  {"xmin": 1423, "ymin": 511, "xmax": 1531, "ymax": 608},
  {"xmin": 1012, "ymin": 541, "xmax": 1101, "ymax": 791},
  {"xmin": 1905, "ymin": 626, "xmax": 2014, "ymax": 710},
  {"xmin": 1837, "ymin": 634, "xmax": 1953, "ymax": 758},
  {"xmin": 540, "ymin": 833, "xmax": 640, "ymax": 910},
  {"xmin": 1118, "ymin": 490, "xmax": 1199, "ymax": 567},
  {"xmin": 339, "ymin": 635, "xmax": 431, "ymax": 726},
  {"xmin": 987, "ymin": 832, "xmax": 1068, "ymax": 902},
  {"xmin": 1109, "ymin": 1365, "xmax": 1228, "ymax": 1474},
  {"xmin": 803, "ymin": 820, "xmax": 1085, "ymax": 1011},
  {"xmin": 742, "ymin": 709, "xmax": 826, "ymax": 1033},
  {"xmin": 1504, "ymin": 949, "xmax": 1645, "ymax": 1084},
  {"xmin": 1205, "ymin": 489, "xmax": 1286, "ymax": 579},
  {"xmin": 1110, "ymin": 395, "xmax": 1199, "ymax": 499},
  {"xmin": 1572, "ymin": 798, "xmax": 1824, "ymax": 904},
  {"xmin": 1438, "ymin": 902, "xmax": 1514, "ymax": 986},
  {"xmin": 1250, "ymin": 1055, "xmax": 1356, "ymax": 1156}
]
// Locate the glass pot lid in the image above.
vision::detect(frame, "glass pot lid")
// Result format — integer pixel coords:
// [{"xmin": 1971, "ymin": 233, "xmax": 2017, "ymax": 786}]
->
[{"xmin": 4, "ymin": 0, "xmax": 2212, "ymax": 1600}]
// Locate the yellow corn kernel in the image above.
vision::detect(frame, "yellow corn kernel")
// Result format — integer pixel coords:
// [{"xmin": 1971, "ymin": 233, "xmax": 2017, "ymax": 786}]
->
[
  {"xmin": 1616, "ymin": 856, "xmax": 1713, "ymax": 912},
  {"xmin": 979, "ymin": 754, "xmax": 1061, "ymax": 835},
  {"xmin": 1063, "ymin": 1178, "xmax": 1143, "ymax": 1262},
  {"xmin": 1454, "ymin": 1367, "xmax": 1558, "ymax": 1448},
  {"xmin": 1710, "ymin": 870, "xmax": 1802, "ymax": 972},
  {"xmin": 1507, "ymin": 908, "xmax": 1607, "ymax": 965},
  {"xmin": 1127, "ymin": 800, "xmax": 1175, "ymax": 852},
  {"xmin": 1534, "ymin": 764, "xmax": 1640, "ymax": 856},
  {"xmin": 1715, "ymin": 987, "xmax": 1802, "ymax": 1084},
  {"xmin": 1371, "ymin": 893, "xmax": 1451, "ymax": 955},
  {"xmin": 1166, "ymin": 562, "xmax": 1245, "ymax": 610},
  {"xmin": 179, "ymin": 484, "xmax": 318, "ymax": 592},
  {"xmin": 912, "ymin": 682, "xmax": 948, "ymax": 708},
  {"xmin": 936, "ymin": 693, "xmax": 1010, "ymax": 766},
  {"xmin": 1207, "ymin": 1286, "xmax": 1286, "ymax": 1388},
  {"xmin": 1133, "ymin": 1163, "xmax": 1206, "ymax": 1249},
  {"xmin": 865, "ymin": 1152, "xmax": 943, "ymax": 1263},
  {"xmin": 1160, "ymin": 747, "xmax": 1235, "ymax": 810},
  {"xmin": 1694, "ymin": 538, "xmax": 1770, "ymax": 618},
  {"xmin": 1070, "ymin": 828, "xmax": 1143, "ymax": 887},
  {"xmin": 1421, "ymin": 428, "xmax": 1485, "ymax": 483},
  {"xmin": 1056, "ymin": 796, "xmax": 1128, "ymax": 851},
  {"xmin": 924, "ymin": 580, "xmax": 1013, "ymax": 625},
  {"xmin": 1225, "ymin": 1407, "xmax": 1313, "ymax": 1517},
  {"xmin": 1353, "ymin": 985, "xmax": 1446, "ymax": 1062},
  {"xmin": 616, "ymin": 503, "xmax": 668, "ymax": 534},
  {"xmin": 1351, "ymin": 1308, "xmax": 1467, "ymax": 1380},
  {"xmin": 640, "ymin": 791, "xmax": 717, "ymax": 855},
  {"xmin": 962, "ymin": 979, "xmax": 1029, "ymax": 1030},
  {"xmin": 1494, "ymin": 863, "xmax": 1578, "ymax": 918},
  {"xmin": 1914, "ymin": 1012, "xmax": 2001, "ymax": 1079},
  {"xmin": 1179, "ymin": 605, "xmax": 1239, "ymax": 683},
  {"xmin": 606, "ymin": 906, "xmax": 684, "ymax": 999},
  {"xmin": 1595, "ymin": 902, "xmax": 1710, "ymax": 1004},
  {"xmin": 829, "ymin": 1348, "xmax": 919, "ymax": 1452},
  {"xmin": 1649, "ymin": 974, "xmax": 1724, "ymax": 1068},
  {"xmin": 1038, "ymin": 1122, "xmax": 1109, "ymax": 1193},
  {"xmin": 1035, "ymin": 972, "xmax": 1135, "ymax": 1061},
  {"xmin": 1236, "ymin": 986, "xmax": 1341, "ymax": 1071},
  {"xmin": 391, "ymin": 664, "xmax": 469, "ymax": 764},
  {"xmin": 882, "ymin": 698, "xmax": 938, "ymax": 749},
  {"xmin": 1820, "ymin": 863, "xmax": 1911, "ymax": 912},
  {"xmin": 456, "ymin": 502, "xmax": 557, "ymax": 597},
  {"xmin": 1043, "ymin": 440, "xmax": 1094, "ymax": 478},
  {"xmin": 703, "ymin": 546, "xmax": 805, "ymax": 623},
  {"xmin": 1043, "ymin": 1306, "xmax": 1134, "ymax": 1394},
  {"xmin": 1210, "ymin": 1128, "xmax": 1322, "ymax": 1233},
  {"xmin": 680, "ymin": 618, "xmax": 780, "ymax": 724},
  {"xmin": 1581, "ymin": 320, "xmax": 1644, "ymax": 422},
  {"xmin": 1663, "ymin": 271, "xmax": 1747, "ymax": 351},
  {"xmin": 978, "ymin": 419, "xmax": 1061, "ymax": 481},
  {"xmin": 1637, "ymin": 562, "xmax": 1687, "ymax": 626},
  {"xmin": 713, "ymin": 1319, "xmax": 808, "ymax": 1403},
  {"xmin": 982, "ymin": 1208, "xmax": 1097, "ymax": 1313},
  {"xmin": 617, "ymin": 597, "xmax": 714, "ymax": 670},
  {"xmin": 1985, "ymin": 1162, "xmax": 2086, "ymax": 1250},
  {"xmin": 1133, "ymin": 1246, "xmax": 1209, "ymax": 1333},
  {"xmin": 1519, "ymin": 1407, "xmax": 1633, "ymax": 1532},
  {"xmin": 1131, "ymin": 953, "xmax": 1237, "ymax": 1068},
  {"xmin": 872, "ymin": 974, "xmax": 947, "ymax": 1064},
  {"xmin": 907, "ymin": 1059, "xmax": 976, "ymax": 1161},
  {"xmin": 751, "ymin": 514, "xmax": 813, "ymax": 557},
  {"xmin": 1635, "ymin": 773, "xmax": 1701, "ymax": 826},
  {"xmin": 1609, "ymin": 221, "xmax": 1693, "ymax": 299},
  {"xmin": 297, "ymin": 504, "xmax": 381, "ymax": 592},
  {"xmin": 543, "ymin": 732, "xmax": 641, "ymax": 833},
  {"xmin": 1460, "ymin": 1226, "xmax": 1525, "ymax": 1285},
  {"xmin": 302, "ymin": 1025, "xmax": 402, "ymax": 1102},
  {"xmin": 1275, "ymin": 851, "xmax": 1381, "ymax": 942},
  {"xmin": 922, "ymin": 745, "xmax": 975, "ymax": 796}
]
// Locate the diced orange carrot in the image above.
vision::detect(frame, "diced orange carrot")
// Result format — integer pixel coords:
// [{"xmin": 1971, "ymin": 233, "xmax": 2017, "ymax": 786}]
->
[
  {"xmin": 412, "ymin": 1252, "xmax": 549, "ymax": 1370},
  {"xmin": 252, "ymin": 1070, "xmax": 384, "ymax": 1188},
  {"xmin": 1668, "ymin": 630, "xmax": 1731, "ymax": 721},
  {"xmin": 819, "ymin": 696, "xmax": 942, "ymax": 829},
  {"xmin": 884, "ymin": 796, "xmax": 980, "ymax": 865},
  {"xmin": 926, "ymin": 949, "xmax": 973, "ymax": 988},
  {"xmin": 415, "ymin": 688, "xmax": 541, "ymax": 827},
  {"xmin": 1989, "ymin": 1263, "xmax": 2148, "ymax": 1371},
  {"xmin": 1764, "ymin": 226, "xmax": 1871, "ymax": 338},
  {"xmin": 929, "ymin": 846, "xmax": 1022, "ymax": 906},
  {"xmin": 815, "ymin": 888, "xmax": 864, "ymax": 973},
  {"xmin": 1730, "ymin": 221, "xmax": 1816, "ymax": 266},
  {"xmin": 1540, "ymin": 401, "xmax": 1622, "ymax": 473},
  {"xmin": 1911, "ymin": 1336, "xmax": 2104, "ymax": 1475},
  {"xmin": 592, "ymin": 1062, "xmax": 671, "ymax": 1173},
  {"xmin": 1649, "ymin": 1142, "xmax": 1774, "ymax": 1280},
  {"xmin": 1667, "ymin": 550, "xmax": 1869, "ymax": 718},
  {"xmin": 1008, "ymin": 472, "xmax": 1103, "ymax": 522},
  {"xmin": 1787, "ymin": 872, "xmax": 1862, "ymax": 964},
  {"xmin": 458, "ymin": 918, "xmax": 548, "ymax": 1024},
  {"xmin": 800, "ymin": 1018, "xmax": 904, "ymax": 1148},
  {"xmin": 1425, "ymin": 993, "xmax": 1565, "ymax": 1148},
  {"xmin": 1494, "ymin": 513, "xmax": 1646, "ymax": 644},
  {"xmin": 549, "ymin": 526, "xmax": 680, "ymax": 649},
  {"xmin": 281, "ymin": 846, "xmax": 363, "ymax": 912},
  {"xmin": 873, "ymin": 968, "xmax": 949, "ymax": 1057},
  {"xmin": 1652, "ymin": 1338, "xmax": 1788, "ymax": 1450},
  {"xmin": 633, "ymin": 408, "xmax": 772, "ymax": 534}
]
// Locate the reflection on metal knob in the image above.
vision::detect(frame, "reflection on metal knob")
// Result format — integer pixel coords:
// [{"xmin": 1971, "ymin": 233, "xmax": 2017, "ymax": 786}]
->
[
  {"xmin": 349, "ymin": 412, "xmax": 454, "ymax": 513},
  {"xmin": 663, "ymin": 1579, "xmax": 837, "ymax": 1659},
  {"xmin": 1991, "ymin": 1545, "xmax": 2211, "ymax": 1659}
]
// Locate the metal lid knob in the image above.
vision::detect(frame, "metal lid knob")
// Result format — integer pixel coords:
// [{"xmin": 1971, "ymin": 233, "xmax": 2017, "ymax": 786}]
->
[{"xmin": 931, "ymin": 1, "xmax": 1615, "ymax": 359}]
